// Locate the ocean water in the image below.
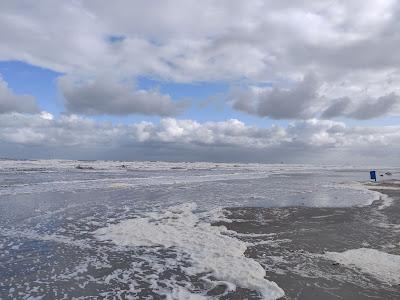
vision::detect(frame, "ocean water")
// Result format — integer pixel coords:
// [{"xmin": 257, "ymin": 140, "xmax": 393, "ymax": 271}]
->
[{"xmin": 1, "ymin": 159, "xmax": 399, "ymax": 299}]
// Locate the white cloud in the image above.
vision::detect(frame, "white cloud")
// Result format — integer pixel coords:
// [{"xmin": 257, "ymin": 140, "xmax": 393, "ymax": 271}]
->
[
  {"xmin": 0, "ymin": 2, "xmax": 399, "ymax": 81},
  {"xmin": 1, "ymin": 1, "xmax": 400, "ymax": 120},
  {"xmin": 0, "ymin": 113, "xmax": 399, "ymax": 164},
  {"xmin": 40, "ymin": 111, "xmax": 54, "ymax": 120}
]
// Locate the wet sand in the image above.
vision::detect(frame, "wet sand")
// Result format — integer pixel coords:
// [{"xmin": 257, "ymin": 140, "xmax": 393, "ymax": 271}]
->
[
  {"xmin": 2, "ymin": 177, "xmax": 400, "ymax": 299},
  {"xmin": 215, "ymin": 181, "xmax": 400, "ymax": 299}
]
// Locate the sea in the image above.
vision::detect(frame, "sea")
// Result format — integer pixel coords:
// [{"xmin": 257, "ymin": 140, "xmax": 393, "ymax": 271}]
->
[{"xmin": 1, "ymin": 159, "xmax": 399, "ymax": 299}]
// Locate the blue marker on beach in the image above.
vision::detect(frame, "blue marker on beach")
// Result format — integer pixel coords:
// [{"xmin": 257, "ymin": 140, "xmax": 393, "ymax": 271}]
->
[{"xmin": 370, "ymin": 170, "xmax": 377, "ymax": 181}]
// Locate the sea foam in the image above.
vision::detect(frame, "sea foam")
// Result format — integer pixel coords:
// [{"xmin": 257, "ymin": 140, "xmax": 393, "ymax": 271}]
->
[
  {"xmin": 325, "ymin": 248, "xmax": 400, "ymax": 285},
  {"xmin": 95, "ymin": 203, "xmax": 284, "ymax": 299}
]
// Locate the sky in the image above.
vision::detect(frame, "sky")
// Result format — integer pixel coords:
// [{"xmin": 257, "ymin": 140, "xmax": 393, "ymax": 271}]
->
[{"xmin": 0, "ymin": 0, "xmax": 400, "ymax": 164}]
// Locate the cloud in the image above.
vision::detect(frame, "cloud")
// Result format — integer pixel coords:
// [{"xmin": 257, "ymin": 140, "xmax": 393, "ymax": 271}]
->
[
  {"xmin": 58, "ymin": 76, "xmax": 188, "ymax": 116},
  {"xmin": 231, "ymin": 73, "xmax": 320, "ymax": 119},
  {"xmin": 1, "ymin": 1, "xmax": 400, "ymax": 82},
  {"xmin": 1, "ymin": 1, "xmax": 400, "ymax": 120},
  {"xmin": 232, "ymin": 74, "xmax": 400, "ymax": 120},
  {"xmin": 320, "ymin": 97, "xmax": 351, "ymax": 119},
  {"xmin": 348, "ymin": 93, "xmax": 400, "ymax": 120},
  {"xmin": 0, "ymin": 76, "xmax": 39, "ymax": 114},
  {"xmin": 1, "ymin": 112, "xmax": 399, "ymax": 164},
  {"xmin": 321, "ymin": 93, "xmax": 400, "ymax": 120}
]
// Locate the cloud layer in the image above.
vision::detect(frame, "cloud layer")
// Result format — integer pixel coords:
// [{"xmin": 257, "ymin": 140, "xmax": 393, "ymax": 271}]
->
[
  {"xmin": 1, "ymin": 0, "xmax": 400, "ymax": 119},
  {"xmin": 1, "ymin": 0, "xmax": 398, "ymax": 81},
  {"xmin": 1, "ymin": 113, "xmax": 399, "ymax": 164},
  {"xmin": 0, "ymin": 1, "xmax": 400, "ymax": 163}
]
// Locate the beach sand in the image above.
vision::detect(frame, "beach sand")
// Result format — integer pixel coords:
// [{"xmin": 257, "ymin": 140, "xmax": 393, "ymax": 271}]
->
[{"xmin": 214, "ymin": 181, "xmax": 400, "ymax": 299}]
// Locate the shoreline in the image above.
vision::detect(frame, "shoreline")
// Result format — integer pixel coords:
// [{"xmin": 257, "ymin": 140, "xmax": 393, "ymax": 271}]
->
[
  {"xmin": 2, "ymin": 177, "xmax": 400, "ymax": 299},
  {"xmin": 214, "ymin": 180, "xmax": 400, "ymax": 299}
]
